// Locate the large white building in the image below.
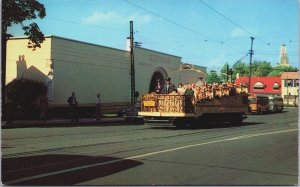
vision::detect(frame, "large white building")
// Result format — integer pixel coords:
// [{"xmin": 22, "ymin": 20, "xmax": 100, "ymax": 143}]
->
[{"xmin": 6, "ymin": 36, "xmax": 207, "ymax": 113}]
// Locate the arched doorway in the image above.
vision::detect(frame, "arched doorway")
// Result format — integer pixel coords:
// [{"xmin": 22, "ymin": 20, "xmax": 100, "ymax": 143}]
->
[{"xmin": 149, "ymin": 67, "xmax": 168, "ymax": 93}]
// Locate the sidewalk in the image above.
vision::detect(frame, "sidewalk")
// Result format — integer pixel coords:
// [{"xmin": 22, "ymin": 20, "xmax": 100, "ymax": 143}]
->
[{"xmin": 1, "ymin": 117, "xmax": 129, "ymax": 129}]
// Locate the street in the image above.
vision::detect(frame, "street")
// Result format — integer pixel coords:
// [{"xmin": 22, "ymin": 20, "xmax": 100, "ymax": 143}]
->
[{"xmin": 2, "ymin": 108, "xmax": 298, "ymax": 185}]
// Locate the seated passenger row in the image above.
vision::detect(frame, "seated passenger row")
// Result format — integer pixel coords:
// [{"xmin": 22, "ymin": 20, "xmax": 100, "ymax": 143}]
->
[{"xmin": 153, "ymin": 77, "xmax": 248, "ymax": 101}]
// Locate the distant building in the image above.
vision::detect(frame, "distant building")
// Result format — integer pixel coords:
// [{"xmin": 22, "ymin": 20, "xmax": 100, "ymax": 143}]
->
[
  {"xmin": 281, "ymin": 72, "xmax": 299, "ymax": 106},
  {"xmin": 279, "ymin": 44, "xmax": 289, "ymax": 66},
  {"xmin": 235, "ymin": 76, "xmax": 282, "ymax": 95}
]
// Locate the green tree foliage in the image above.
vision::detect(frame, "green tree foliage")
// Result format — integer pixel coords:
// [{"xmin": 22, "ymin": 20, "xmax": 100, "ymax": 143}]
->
[
  {"xmin": 220, "ymin": 62, "xmax": 229, "ymax": 82},
  {"xmin": 232, "ymin": 62, "xmax": 249, "ymax": 79},
  {"xmin": 7, "ymin": 79, "xmax": 48, "ymax": 106},
  {"xmin": 207, "ymin": 71, "xmax": 222, "ymax": 83},
  {"xmin": 252, "ymin": 61, "xmax": 273, "ymax": 76},
  {"xmin": 2, "ymin": 0, "xmax": 46, "ymax": 49},
  {"xmin": 6, "ymin": 79, "xmax": 48, "ymax": 119},
  {"xmin": 268, "ymin": 65, "xmax": 299, "ymax": 76},
  {"xmin": 222, "ymin": 60, "xmax": 298, "ymax": 82}
]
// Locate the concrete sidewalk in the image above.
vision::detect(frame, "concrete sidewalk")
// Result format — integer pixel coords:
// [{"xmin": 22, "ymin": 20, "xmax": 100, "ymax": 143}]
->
[{"xmin": 1, "ymin": 117, "xmax": 131, "ymax": 129}]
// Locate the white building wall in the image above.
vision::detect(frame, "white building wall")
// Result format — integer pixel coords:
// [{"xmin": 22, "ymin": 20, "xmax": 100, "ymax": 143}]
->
[
  {"xmin": 134, "ymin": 47, "xmax": 181, "ymax": 95},
  {"xmin": 51, "ymin": 36, "xmax": 131, "ymax": 105}
]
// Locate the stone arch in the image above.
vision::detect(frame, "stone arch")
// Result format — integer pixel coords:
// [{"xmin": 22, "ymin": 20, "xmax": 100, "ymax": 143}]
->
[{"xmin": 149, "ymin": 67, "xmax": 168, "ymax": 93}]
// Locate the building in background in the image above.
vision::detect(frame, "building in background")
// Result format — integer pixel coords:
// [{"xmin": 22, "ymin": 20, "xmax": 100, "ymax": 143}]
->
[
  {"xmin": 281, "ymin": 72, "xmax": 299, "ymax": 106},
  {"xmin": 279, "ymin": 44, "xmax": 289, "ymax": 67},
  {"xmin": 6, "ymin": 36, "xmax": 207, "ymax": 115},
  {"xmin": 235, "ymin": 76, "xmax": 282, "ymax": 95}
]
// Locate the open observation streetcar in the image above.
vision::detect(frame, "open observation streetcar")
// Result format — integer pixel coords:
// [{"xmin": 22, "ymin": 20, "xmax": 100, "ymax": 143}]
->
[{"xmin": 138, "ymin": 93, "xmax": 249, "ymax": 127}]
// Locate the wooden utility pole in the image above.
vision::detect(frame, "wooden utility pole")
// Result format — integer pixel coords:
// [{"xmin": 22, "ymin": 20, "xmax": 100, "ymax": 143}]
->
[
  {"xmin": 130, "ymin": 21, "xmax": 135, "ymax": 106},
  {"xmin": 249, "ymin": 37, "xmax": 254, "ymax": 92}
]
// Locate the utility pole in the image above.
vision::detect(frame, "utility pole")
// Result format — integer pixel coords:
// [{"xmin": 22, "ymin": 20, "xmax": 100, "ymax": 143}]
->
[
  {"xmin": 249, "ymin": 37, "xmax": 254, "ymax": 92},
  {"xmin": 129, "ymin": 21, "xmax": 135, "ymax": 106},
  {"xmin": 226, "ymin": 64, "xmax": 229, "ymax": 82}
]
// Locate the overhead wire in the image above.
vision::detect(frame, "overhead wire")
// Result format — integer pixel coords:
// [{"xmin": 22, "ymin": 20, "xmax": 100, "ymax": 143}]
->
[
  {"xmin": 197, "ymin": 0, "xmax": 279, "ymax": 53},
  {"xmin": 123, "ymin": 0, "xmax": 224, "ymax": 44},
  {"xmin": 43, "ymin": 0, "xmax": 297, "ymax": 67}
]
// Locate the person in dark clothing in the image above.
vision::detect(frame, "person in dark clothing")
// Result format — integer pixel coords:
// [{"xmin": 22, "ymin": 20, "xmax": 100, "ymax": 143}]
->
[
  {"xmin": 96, "ymin": 93, "xmax": 102, "ymax": 120},
  {"xmin": 184, "ymin": 84, "xmax": 194, "ymax": 96},
  {"xmin": 161, "ymin": 77, "xmax": 176, "ymax": 94},
  {"xmin": 67, "ymin": 92, "xmax": 78, "ymax": 122},
  {"xmin": 155, "ymin": 80, "xmax": 163, "ymax": 94}
]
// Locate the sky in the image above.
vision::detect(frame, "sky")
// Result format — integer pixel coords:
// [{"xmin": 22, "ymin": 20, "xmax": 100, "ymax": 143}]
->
[{"xmin": 8, "ymin": 0, "xmax": 299, "ymax": 71}]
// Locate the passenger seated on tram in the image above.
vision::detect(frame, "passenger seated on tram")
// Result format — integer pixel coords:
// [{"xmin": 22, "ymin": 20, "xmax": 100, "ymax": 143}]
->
[
  {"xmin": 184, "ymin": 84, "xmax": 194, "ymax": 96},
  {"xmin": 194, "ymin": 86, "xmax": 201, "ymax": 100},
  {"xmin": 177, "ymin": 83, "xmax": 185, "ymax": 95},
  {"xmin": 161, "ymin": 77, "xmax": 176, "ymax": 94},
  {"xmin": 154, "ymin": 79, "xmax": 163, "ymax": 94}
]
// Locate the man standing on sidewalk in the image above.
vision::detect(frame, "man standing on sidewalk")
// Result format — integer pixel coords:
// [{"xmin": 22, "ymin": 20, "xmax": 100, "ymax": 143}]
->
[
  {"xmin": 67, "ymin": 92, "xmax": 78, "ymax": 122},
  {"xmin": 96, "ymin": 93, "xmax": 102, "ymax": 120}
]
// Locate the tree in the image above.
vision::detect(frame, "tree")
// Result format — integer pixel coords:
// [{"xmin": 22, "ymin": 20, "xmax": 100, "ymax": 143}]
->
[
  {"xmin": 6, "ymin": 79, "xmax": 48, "ymax": 119},
  {"xmin": 252, "ymin": 61, "xmax": 273, "ymax": 76},
  {"xmin": 232, "ymin": 62, "xmax": 249, "ymax": 80},
  {"xmin": 2, "ymin": 0, "xmax": 46, "ymax": 119},
  {"xmin": 207, "ymin": 71, "xmax": 222, "ymax": 83},
  {"xmin": 220, "ymin": 62, "xmax": 229, "ymax": 82},
  {"xmin": 2, "ymin": 0, "xmax": 46, "ymax": 48},
  {"xmin": 268, "ymin": 65, "xmax": 299, "ymax": 76}
]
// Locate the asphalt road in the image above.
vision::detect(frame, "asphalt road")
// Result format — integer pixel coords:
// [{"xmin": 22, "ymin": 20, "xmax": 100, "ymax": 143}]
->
[{"xmin": 2, "ymin": 108, "xmax": 298, "ymax": 185}]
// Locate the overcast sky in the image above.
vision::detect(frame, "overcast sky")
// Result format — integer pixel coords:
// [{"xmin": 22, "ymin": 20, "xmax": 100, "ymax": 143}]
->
[{"xmin": 8, "ymin": 0, "xmax": 299, "ymax": 70}]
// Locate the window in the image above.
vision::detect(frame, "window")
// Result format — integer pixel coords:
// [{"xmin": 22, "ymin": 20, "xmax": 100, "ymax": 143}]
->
[
  {"xmin": 284, "ymin": 79, "xmax": 292, "ymax": 87},
  {"xmin": 253, "ymin": 82, "xmax": 265, "ymax": 89},
  {"xmin": 291, "ymin": 79, "xmax": 299, "ymax": 87},
  {"xmin": 273, "ymin": 82, "xmax": 280, "ymax": 90}
]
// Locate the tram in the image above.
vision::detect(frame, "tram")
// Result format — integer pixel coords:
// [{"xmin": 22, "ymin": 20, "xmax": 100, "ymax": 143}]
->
[{"xmin": 138, "ymin": 92, "xmax": 248, "ymax": 127}]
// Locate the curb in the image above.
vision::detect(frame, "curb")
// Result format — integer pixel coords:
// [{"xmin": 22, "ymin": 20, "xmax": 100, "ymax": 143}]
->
[{"xmin": 1, "ymin": 118, "xmax": 144, "ymax": 129}]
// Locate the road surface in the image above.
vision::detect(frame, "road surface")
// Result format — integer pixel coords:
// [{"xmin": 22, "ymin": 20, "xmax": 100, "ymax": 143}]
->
[{"xmin": 2, "ymin": 108, "xmax": 298, "ymax": 185}]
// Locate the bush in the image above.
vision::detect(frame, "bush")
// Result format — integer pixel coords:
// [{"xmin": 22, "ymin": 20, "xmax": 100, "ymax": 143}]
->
[{"xmin": 6, "ymin": 78, "xmax": 48, "ymax": 119}]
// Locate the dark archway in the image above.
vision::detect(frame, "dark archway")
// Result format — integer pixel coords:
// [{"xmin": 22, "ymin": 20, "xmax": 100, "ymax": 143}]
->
[{"xmin": 149, "ymin": 68, "xmax": 168, "ymax": 93}]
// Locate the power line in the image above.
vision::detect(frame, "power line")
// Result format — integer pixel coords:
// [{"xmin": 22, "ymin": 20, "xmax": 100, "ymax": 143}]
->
[
  {"xmin": 197, "ymin": 0, "xmax": 278, "ymax": 53},
  {"xmin": 123, "ymin": 0, "xmax": 224, "ymax": 44}
]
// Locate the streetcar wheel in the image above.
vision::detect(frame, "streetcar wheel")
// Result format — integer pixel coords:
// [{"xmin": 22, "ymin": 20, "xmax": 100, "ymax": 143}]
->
[
  {"xmin": 173, "ymin": 118, "xmax": 187, "ymax": 128},
  {"xmin": 143, "ymin": 117, "xmax": 149, "ymax": 123}
]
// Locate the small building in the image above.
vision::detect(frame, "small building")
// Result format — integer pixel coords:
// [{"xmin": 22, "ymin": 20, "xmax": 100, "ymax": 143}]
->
[
  {"xmin": 281, "ymin": 72, "xmax": 299, "ymax": 106},
  {"xmin": 235, "ymin": 76, "xmax": 282, "ymax": 95},
  {"xmin": 6, "ymin": 36, "xmax": 207, "ymax": 116}
]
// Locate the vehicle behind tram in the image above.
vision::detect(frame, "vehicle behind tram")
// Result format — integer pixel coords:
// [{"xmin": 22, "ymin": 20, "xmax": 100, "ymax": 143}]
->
[
  {"xmin": 248, "ymin": 93, "xmax": 269, "ymax": 114},
  {"xmin": 268, "ymin": 95, "xmax": 284, "ymax": 113}
]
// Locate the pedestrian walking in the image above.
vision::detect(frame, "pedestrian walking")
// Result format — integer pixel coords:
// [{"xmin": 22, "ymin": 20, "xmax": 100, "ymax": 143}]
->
[
  {"xmin": 67, "ymin": 92, "xmax": 78, "ymax": 122},
  {"xmin": 96, "ymin": 93, "xmax": 102, "ymax": 120}
]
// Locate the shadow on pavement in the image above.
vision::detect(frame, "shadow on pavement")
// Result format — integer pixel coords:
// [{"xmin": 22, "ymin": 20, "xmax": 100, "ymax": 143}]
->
[
  {"xmin": 2, "ymin": 154, "xmax": 143, "ymax": 185},
  {"xmin": 148, "ymin": 121, "xmax": 264, "ymax": 130}
]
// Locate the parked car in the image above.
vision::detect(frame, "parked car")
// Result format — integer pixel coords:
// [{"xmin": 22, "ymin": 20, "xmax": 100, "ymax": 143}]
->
[{"xmin": 268, "ymin": 95, "xmax": 284, "ymax": 112}]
